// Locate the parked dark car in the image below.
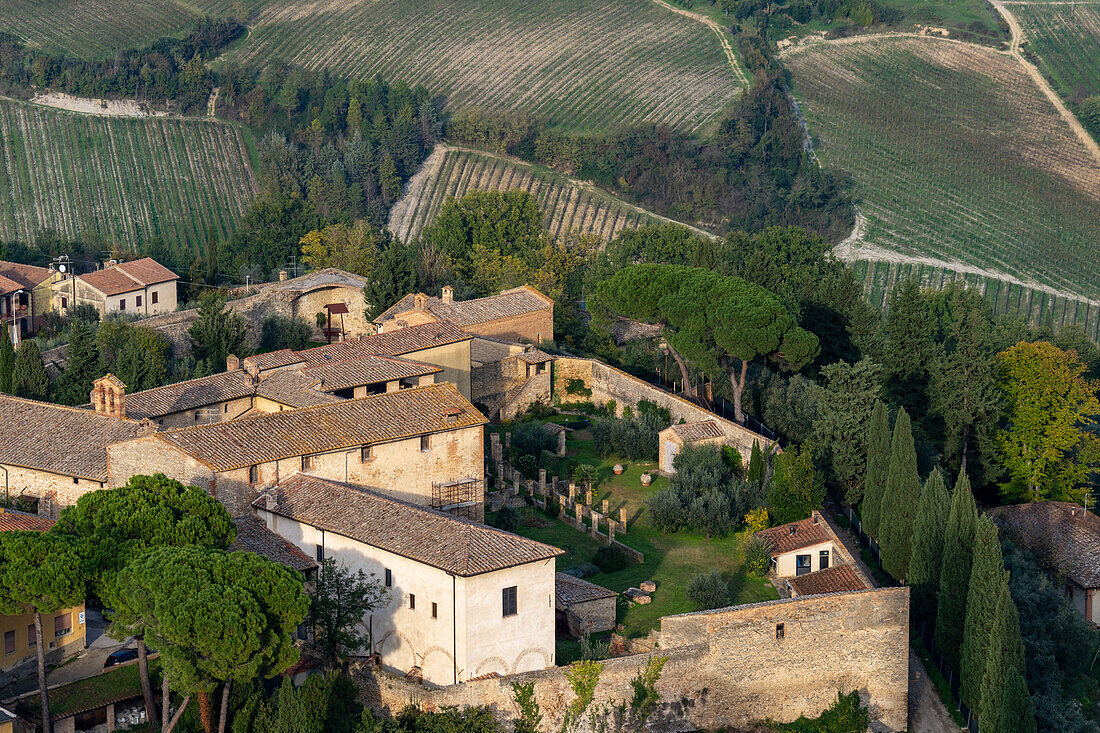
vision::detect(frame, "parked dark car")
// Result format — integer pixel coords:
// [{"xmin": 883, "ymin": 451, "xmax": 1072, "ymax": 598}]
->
[{"xmin": 103, "ymin": 648, "xmax": 139, "ymax": 668}]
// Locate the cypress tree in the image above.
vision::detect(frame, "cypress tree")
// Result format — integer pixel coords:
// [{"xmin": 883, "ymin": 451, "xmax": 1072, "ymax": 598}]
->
[
  {"xmin": 879, "ymin": 407, "xmax": 920, "ymax": 581},
  {"xmin": 747, "ymin": 440, "xmax": 765, "ymax": 484},
  {"xmin": 934, "ymin": 473, "xmax": 977, "ymax": 670},
  {"xmin": 908, "ymin": 468, "xmax": 949, "ymax": 623},
  {"xmin": 1000, "ymin": 667, "xmax": 1037, "ymax": 733},
  {"xmin": 0, "ymin": 334, "xmax": 14, "ymax": 393},
  {"xmin": 53, "ymin": 322, "xmax": 100, "ymax": 406},
  {"xmin": 960, "ymin": 516, "xmax": 1004, "ymax": 708},
  {"xmin": 11, "ymin": 340, "xmax": 50, "ymax": 401},
  {"xmin": 979, "ymin": 582, "xmax": 1028, "ymax": 732},
  {"xmin": 861, "ymin": 399, "xmax": 890, "ymax": 540}
]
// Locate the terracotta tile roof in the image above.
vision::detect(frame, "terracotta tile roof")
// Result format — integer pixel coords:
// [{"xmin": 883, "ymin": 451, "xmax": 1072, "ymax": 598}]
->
[
  {"xmin": 787, "ymin": 564, "xmax": 869, "ymax": 597},
  {"xmin": 0, "ymin": 273, "xmax": 25, "ymax": 295},
  {"xmin": 78, "ymin": 257, "xmax": 175, "ymax": 295},
  {"xmin": 254, "ymin": 370, "xmax": 346, "ymax": 408},
  {"xmin": 0, "ymin": 260, "xmax": 52, "ymax": 289},
  {"xmin": 375, "ymin": 286, "xmax": 552, "ymax": 327},
  {"xmin": 0, "ymin": 509, "xmax": 54, "ymax": 533},
  {"xmin": 556, "ymin": 573, "xmax": 617, "ymax": 606},
  {"xmin": 242, "ymin": 349, "xmax": 303, "ymax": 371},
  {"xmin": 297, "ymin": 322, "xmax": 471, "ymax": 366},
  {"xmin": 124, "ymin": 371, "xmax": 255, "ymax": 419},
  {"xmin": 0, "ymin": 394, "xmax": 147, "ymax": 481},
  {"xmin": 302, "ymin": 355, "xmax": 440, "ymax": 392},
  {"xmin": 156, "ymin": 383, "xmax": 487, "ymax": 471},
  {"xmin": 755, "ymin": 513, "xmax": 837, "ymax": 555},
  {"xmin": 231, "ymin": 515, "xmax": 316, "ymax": 572},
  {"xmin": 669, "ymin": 420, "xmax": 724, "ymax": 442},
  {"xmin": 256, "ymin": 474, "xmax": 562, "ymax": 576},
  {"xmin": 988, "ymin": 502, "xmax": 1100, "ymax": 588},
  {"xmin": 517, "ymin": 349, "xmax": 554, "ymax": 364}
]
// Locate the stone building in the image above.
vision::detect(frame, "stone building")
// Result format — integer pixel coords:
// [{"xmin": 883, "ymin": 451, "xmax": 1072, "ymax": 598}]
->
[
  {"xmin": 0, "ymin": 510, "xmax": 86, "ymax": 676},
  {"xmin": 107, "ymin": 383, "xmax": 488, "ymax": 517},
  {"xmin": 0, "ymin": 394, "xmax": 150, "ymax": 516},
  {"xmin": 470, "ymin": 339, "xmax": 554, "ymax": 419},
  {"xmin": 374, "ymin": 285, "xmax": 554, "ymax": 345},
  {"xmin": 253, "ymin": 473, "xmax": 562, "ymax": 685},
  {"xmin": 658, "ymin": 419, "xmax": 736, "ymax": 474},
  {"xmin": 989, "ymin": 502, "xmax": 1100, "ymax": 626},
  {"xmin": 554, "ymin": 573, "xmax": 617, "ymax": 637},
  {"xmin": 53, "ymin": 257, "xmax": 177, "ymax": 318},
  {"xmin": 0, "ymin": 261, "xmax": 60, "ymax": 346}
]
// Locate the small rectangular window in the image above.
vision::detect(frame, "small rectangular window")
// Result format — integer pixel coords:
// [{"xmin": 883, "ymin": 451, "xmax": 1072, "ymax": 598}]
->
[
  {"xmin": 420, "ymin": 435, "xmax": 430, "ymax": 452},
  {"xmin": 194, "ymin": 411, "xmax": 200, "ymax": 421},
  {"xmin": 3, "ymin": 630, "xmax": 13, "ymax": 655},
  {"xmin": 431, "ymin": 602, "xmax": 438, "ymax": 619},
  {"xmin": 26, "ymin": 624, "xmax": 36, "ymax": 648},
  {"xmin": 136, "ymin": 295, "xmax": 142, "ymax": 307},
  {"xmin": 249, "ymin": 465, "xmax": 258, "ymax": 484},
  {"xmin": 61, "ymin": 297, "xmax": 68, "ymax": 309},
  {"xmin": 409, "ymin": 594, "xmax": 416, "ymax": 610},
  {"xmin": 502, "ymin": 586, "xmax": 517, "ymax": 617},
  {"xmin": 315, "ymin": 544, "xmax": 323, "ymax": 562},
  {"xmin": 119, "ymin": 298, "xmax": 126, "ymax": 311},
  {"xmin": 73, "ymin": 477, "xmax": 79, "ymax": 485},
  {"xmin": 819, "ymin": 550, "xmax": 830, "ymax": 570},
  {"xmin": 224, "ymin": 403, "xmax": 230, "ymax": 413},
  {"xmin": 301, "ymin": 455, "xmax": 313, "ymax": 471},
  {"xmin": 384, "ymin": 568, "xmax": 392, "ymax": 588},
  {"xmin": 54, "ymin": 613, "xmax": 71, "ymax": 638},
  {"xmin": 361, "ymin": 445, "xmax": 372, "ymax": 462},
  {"xmin": 152, "ymin": 291, "xmax": 159, "ymax": 305},
  {"xmin": 776, "ymin": 623, "xmax": 785, "ymax": 640}
]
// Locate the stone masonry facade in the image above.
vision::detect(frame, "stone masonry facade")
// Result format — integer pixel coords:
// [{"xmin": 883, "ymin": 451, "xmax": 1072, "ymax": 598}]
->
[{"xmin": 358, "ymin": 587, "xmax": 909, "ymax": 732}]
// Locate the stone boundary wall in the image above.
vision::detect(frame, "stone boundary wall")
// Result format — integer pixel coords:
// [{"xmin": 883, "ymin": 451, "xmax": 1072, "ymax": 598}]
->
[
  {"xmin": 553, "ymin": 357, "xmax": 776, "ymax": 463},
  {"xmin": 357, "ymin": 587, "xmax": 908, "ymax": 732}
]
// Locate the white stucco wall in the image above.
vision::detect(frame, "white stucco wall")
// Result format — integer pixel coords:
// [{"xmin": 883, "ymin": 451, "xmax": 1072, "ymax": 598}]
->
[{"xmin": 773, "ymin": 541, "xmax": 841, "ymax": 578}]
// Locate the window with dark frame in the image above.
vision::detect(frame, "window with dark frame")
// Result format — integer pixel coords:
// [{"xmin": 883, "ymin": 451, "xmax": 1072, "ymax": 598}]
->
[
  {"xmin": 819, "ymin": 549, "xmax": 830, "ymax": 570},
  {"xmin": 136, "ymin": 295, "xmax": 142, "ymax": 307},
  {"xmin": 776, "ymin": 623, "xmax": 785, "ymax": 640},
  {"xmin": 224, "ymin": 403, "xmax": 230, "ymax": 413},
  {"xmin": 315, "ymin": 544, "xmax": 323, "ymax": 562},
  {"xmin": 420, "ymin": 435, "xmax": 430, "ymax": 452},
  {"xmin": 72, "ymin": 477, "xmax": 78, "ymax": 485},
  {"xmin": 3, "ymin": 630, "xmax": 13, "ymax": 655},
  {"xmin": 61, "ymin": 296, "xmax": 67, "ymax": 309},
  {"xmin": 26, "ymin": 624, "xmax": 35, "ymax": 648},
  {"xmin": 384, "ymin": 568, "xmax": 392, "ymax": 588},
  {"xmin": 361, "ymin": 445, "xmax": 372, "ymax": 462},
  {"xmin": 410, "ymin": 594, "xmax": 416, "ymax": 610},
  {"xmin": 119, "ymin": 298, "xmax": 126, "ymax": 311},
  {"xmin": 502, "ymin": 586, "xmax": 517, "ymax": 617},
  {"xmin": 152, "ymin": 291, "xmax": 159, "ymax": 305},
  {"xmin": 431, "ymin": 602, "xmax": 437, "ymax": 619},
  {"xmin": 249, "ymin": 465, "xmax": 258, "ymax": 484},
  {"xmin": 302, "ymin": 454, "xmax": 313, "ymax": 471},
  {"xmin": 54, "ymin": 613, "xmax": 71, "ymax": 638}
]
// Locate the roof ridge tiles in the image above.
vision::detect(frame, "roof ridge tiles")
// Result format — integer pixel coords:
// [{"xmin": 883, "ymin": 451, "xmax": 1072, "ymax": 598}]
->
[{"xmin": 0, "ymin": 392, "xmax": 144, "ymax": 423}]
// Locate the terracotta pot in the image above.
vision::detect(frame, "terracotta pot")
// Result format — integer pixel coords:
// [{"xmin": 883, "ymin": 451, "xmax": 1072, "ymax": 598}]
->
[
  {"xmin": 640, "ymin": 473, "xmax": 652, "ymax": 486},
  {"xmin": 613, "ymin": 464, "xmax": 624, "ymax": 475}
]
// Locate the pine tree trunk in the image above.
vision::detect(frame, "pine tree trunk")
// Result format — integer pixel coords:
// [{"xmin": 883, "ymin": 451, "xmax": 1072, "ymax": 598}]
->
[
  {"xmin": 137, "ymin": 636, "xmax": 159, "ymax": 729},
  {"xmin": 217, "ymin": 680, "xmax": 231, "ymax": 733},
  {"xmin": 666, "ymin": 342, "xmax": 691, "ymax": 396},
  {"xmin": 198, "ymin": 689, "xmax": 213, "ymax": 733},
  {"xmin": 163, "ymin": 693, "xmax": 190, "ymax": 733},
  {"xmin": 728, "ymin": 359, "xmax": 748, "ymax": 424},
  {"xmin": 35, "ymin": 611, "xmax": 50, "ymax": 733},
  {"xmin": 162, "ymin": 676, "xmax": 171, "ymax": 733}
]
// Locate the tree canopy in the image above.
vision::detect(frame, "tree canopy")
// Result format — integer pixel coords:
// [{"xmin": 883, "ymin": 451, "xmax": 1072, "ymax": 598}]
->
[
  {"xmin": 189, "ymin": 293, "xmax": 251, "ymax": 373},
  {"xmin": 12, "ymin": 339, "xmax": 50, "ymax": 400}
]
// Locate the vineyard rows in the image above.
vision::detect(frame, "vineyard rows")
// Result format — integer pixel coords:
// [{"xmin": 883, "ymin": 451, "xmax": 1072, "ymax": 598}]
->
[
  {"xmin": 787, "ymin": 37, "xmax": 1100, "ymax": 301},
  {"xmin": 1014, "ymin": 3, "xmax": 1100, "ymax": 99},
  {"xmin": 388, "ymin": 147, "xmax": 669, "ymax": 244},
  {"xmin": 227, "ymin": 0, "xmax": 744, "ymax": 134},
  {"xmin": 0, "ymin": 98, "xmax": 256, "ymax": 261},
  {"xmin": 850, "ymin": 259, "xmax": 1100, "ymax": 340}
]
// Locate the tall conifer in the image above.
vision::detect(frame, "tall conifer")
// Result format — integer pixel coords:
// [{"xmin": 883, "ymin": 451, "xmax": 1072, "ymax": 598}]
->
[
  {"xmin": 979, "ymin": 583, "xmax": 1029, "ymax": 732},
  {"xmin": 861, "ymin": 399, "xmax": 890, "ymax": 540},
  {"xmin": 11, "ymin": 340, "xmax": 50, "ymax": 400},
  {"xmin": 908, "ymin": 468, "xmax": 949, "ymax": 623},
  {"xmin": 961, "ymin": 516, "xmax": 1005, "ymax": 708},
  {"xmin": 54, "ymin": 322, "xmax": 100, "ymax": 406},
  {"xmin": 934, "ymin": 473, "xmax": 977, "ymax": 669},
  {"xmin": 879, "ymin": 408, "xmax": 920, "ymax": 581},
  {"xmin": 1000, "ymin": 667, "xmax": 1037, "ymax": 733},
  {"xmin": 0, "ymin": 334, "xmax": 15, "ymax": 393},
  {"xmin": 747, "ymin": 440, "xmax": 765, "ymax": 484}
]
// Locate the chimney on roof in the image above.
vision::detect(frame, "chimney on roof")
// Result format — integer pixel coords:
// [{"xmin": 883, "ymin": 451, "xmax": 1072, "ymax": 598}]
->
[
  {"xmin": 264, "ymin": 490, "xmax": 278, "ymax": 511},
  {"xmin": 812, "ymin": 513, "xmax": 820, "ymax": 525},
  {"xmin": 91, "ymin": 374, "xmax": 126, "ymax": 419},
  {"xmin": 245, "ymin": 362, "xmax": 260, "ymax": 385},
  {"xmin": 442, "ymin": 286, "xmax": 454, "ymax": 303},
  {"xmin": 279, "ymin": 270, "xmax": 288, "ymax": 282},
  {"xmin": 227, "ymin": 354, "xmax": 240, "ymax": 372},
  {"xmin": 414, "ymin": 293, "xmax": 428, "ymax": 311},
  {"xmin": 788, "ymin": 525, "xmax": 797, "ymax": 536}
]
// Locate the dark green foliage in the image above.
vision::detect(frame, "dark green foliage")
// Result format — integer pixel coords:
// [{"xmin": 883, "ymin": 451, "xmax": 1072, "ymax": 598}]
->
[
  {"xmin": 934, "ymin": 474, "xmax": 978, "ymax": 670},
  {"xmin": 359, "ymin": 704, "xmax": 501, "ymax": 732},
  {"xmin": 95, "ymin": 319, "xmax": 171, "ymax": 389},
  {"xmin": 53, "ymin": 321, "xmax": 99, "ymax": 405},
  {"xmin": 907, "ymin": 469, "xmax": 949, "ymax": 623},
  {"xmin": 760, "ymin": 372, "xmax": 823, "ymax": 446},
  {"xmin": 770, "ymin": 690, "xmax": 870, "ymax": 732},
  {"xmin": 592, "ymin": 546, "xmax": 632, "ymax": 573},
  {"xmin": 687, "ymin": 491, "xmax": 734, "ymax": 538},
  {"xmin": 491, "ymin": 507, "xmax": 521, "ymax": 534},
  {"xmin": 230, "ymin": 673, "xmax": 362, "ymax": 733},
  {"xmin": 11, "ymin": 339, "xmax": 49, "ymax": 400},
  {"xmin": 745, "ymin": 535, "xmax": 773, "ymax": 576},
  {"xmin": 260, "ymin": 314, "xmax": 313, "ymax": 352},
  {"xmin": 363, "ymin": 242, "xmax": 420, "ymax": 321},
  {"xmin": 188, "ymin": 293, "xmax": 250, "ymax": 372},
  {"xmin": 960, "ymin": 517, "xmax": 1005, "ymax": 708},
  {"xmin": 686, "ymin": 569, "xmax": 729, "ymax": 610},
  {"xmin": 1000, "ymin": 666, "xmax": 1038, "ymax": 733},
  {"xmin": 511, "ymin": 680, "xmax": 541, "ymax": 733},
  {"xmin": 747, "ymin": 440, "xmax": 765, "ymax": 484},
  {"xmin": 1079, "ymin": 96, "xmax": 1100, "ymax": 140},
  {"xmin": 0, "ymin": 334, "xmax": 14, "ymax": 393},
  {"xmin": 660, "ymin": 444, "xmax": 766, "ymax": 534},
  {"xmin": 881, "ymin": 280, "xmax": 937, "ymax": 431},
  {"xmin": 309, "ymin": 558, "xmax": 390, "ymax": 670},
  {"xmin": 878, "ymin": 408, "xmax": 921, "ymax": 581},
  {"xmin": 510, "ymin": 421, "xmax": 557, "ymax": 460},
  {"xmin": 647, "ymin": 487, "xmax": 686, "ymax": 533},
  {"xmin": 814, "ymin": 358, "xmax": 882, "ymax": 504},
  {"xmin": 590, "ymin": 402, "xmax": 668, "ymax": 461},
  {"xmin": 767, "ymin": 446, "xmax": 824, "ymax": 526},
  {"xmin": 860, "ymin": 400, "xmax": 890, "ymax": 540},
  {"xmin": 978, "ymin": 582, "xmax": 1027, "ymax": 733}
]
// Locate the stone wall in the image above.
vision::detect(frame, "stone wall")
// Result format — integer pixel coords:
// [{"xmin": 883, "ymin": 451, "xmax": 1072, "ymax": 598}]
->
[
  {"xmin": 358, "ymin": 587, "xmax": 909, "ymax": 732},
  {"xmin": 553, "ymin": 358, "xmax": 776, "ymax": 464},
  {"xmin": 0, "ymin": 463, "xmax": 109, "ymax": 518},
  {"xmin": 461, "ymin": 307, "xmax": 553, "ymax": 345}
]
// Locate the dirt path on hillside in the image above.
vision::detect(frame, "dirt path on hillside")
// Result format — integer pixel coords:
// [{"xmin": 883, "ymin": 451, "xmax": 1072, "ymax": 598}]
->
[
  {"xmin": 991, "ymin": 0, "xmax": 1100, "ymax": 166},
  {"xmin": 26, "ymin": 92, "xmax": 167, "ymax": 117},
  {"xmin": 649, "ymin": 0, "xmax": 749, "ymax": 86}
]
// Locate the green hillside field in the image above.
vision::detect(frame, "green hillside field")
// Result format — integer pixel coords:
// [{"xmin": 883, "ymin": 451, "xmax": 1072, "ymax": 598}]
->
[
  {"xmin": 0, "ymin": 97, "xmax": 256, "ymax": 261},
  {"xmin": 1013, "ymin": 2, "xmax": 1100, "ymax": 100}
]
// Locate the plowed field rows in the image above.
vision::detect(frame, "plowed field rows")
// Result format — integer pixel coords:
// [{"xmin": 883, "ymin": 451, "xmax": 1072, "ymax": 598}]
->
[
  {"xmin": 227, "ymin": 0, "xmax": 744, "ymax": 134},
  {"xmin": 0, "ymin": 98, "xmax": 256, "ymax": 260},
  {"xmin": 388, "ymin": 147, "xmax": 667, "ymax": 244},
  {"xmin": 787, "ymin": 37, "xmax": 1100, "ymax": 301},
  {"xmin": 1014, "ymin": 3, "xmax": 1100, "ymax": 99}
]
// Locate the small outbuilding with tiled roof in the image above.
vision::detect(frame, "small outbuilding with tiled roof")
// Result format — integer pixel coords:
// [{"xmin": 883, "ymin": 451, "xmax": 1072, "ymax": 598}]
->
[
  {"xmin": 755, "ymin": 511, "xmax": 846, "ymax": 579},
  {"xmin": 231, "ymin": 514, "xmax": 317, "ymax": 576},
  {"xmin": 988, "ymin": 502, "xmax": 1100, "ymax": 626},
  {"xmin": 555, "ymin": 573, "xmax": 617, "ymax": 637},
  {"xmin": 252, "ymin": 473, "xmax": 562, "ymax": 685},
  {"xmin": 375, "ymin": 285, "xmax": 553, "ymax": 346},
  {"xmin": 658, "ymin": 419, "xmax": 736, "ymax": 474}
]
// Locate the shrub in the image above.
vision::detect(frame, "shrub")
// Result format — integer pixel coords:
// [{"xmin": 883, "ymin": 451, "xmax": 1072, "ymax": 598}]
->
[
  {"xmin": 591, "ymin": 406, "xmax": 666, "ymax": 460},
  {"xmin": 579, "ymin": 633, "xmax": 611, "ymax": 661},
  {"xmin": 520, "ymin": 401, "xmax": 557, "ymax": 420},
  {"xmin": 771, "ymin": 690, "xmax": 869, "ymax": 732},
  {"xmin": 515, "ymin": 455, "xmax": 538, "ymax": 480},
  {"xmin": 491, "ymin": 507, "xmax": 520, "ymax": 533},
  {"xmin": 260, "ymin": 313, "xmax": 313, "ymax": 351},
  {"xmin": 686, "ymin": 569, "xmax": 729, "ymax": 610},
  {"xmin": 744, "ymin": 507, "xmax": 770, "ymax": 534},
  {"xmin": 561, "ymin": 564, "xmax": 600, "ymax": 578},
  {"xmin": 565, "ymin": 378, "xmax": 592, "ymax": 397},
  {"xmin": 593, "ymin": 546, "xmax": 631, "ymax": 573},
  {"xmin": 688, "ymin": 491, "xmax": 733, "ymax": 538},
  {"xmin": 744, "ymin": 535, "xmax": 774, "ymax": 576},
  {"xmin": 511, "ymin": 420, "xmax": 556, "ymax": 459},
  {"xmin": 647, "ymin": 487, "xmax": 685, "ymax": 533},
  {"xmin": 721, "ymin": 445, "xmax": 745, "ymax": 477}
]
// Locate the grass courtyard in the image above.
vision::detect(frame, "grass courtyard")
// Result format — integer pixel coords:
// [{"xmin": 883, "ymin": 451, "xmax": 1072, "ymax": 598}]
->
[{"xmin": 490, "ymin": 415, "xmax": 777, "ymax": 643}]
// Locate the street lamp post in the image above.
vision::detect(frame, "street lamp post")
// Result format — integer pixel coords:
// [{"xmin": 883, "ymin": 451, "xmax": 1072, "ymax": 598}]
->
[{"xmin": 10, "ymin": 288, "xmax": 24, "ymax": 348}]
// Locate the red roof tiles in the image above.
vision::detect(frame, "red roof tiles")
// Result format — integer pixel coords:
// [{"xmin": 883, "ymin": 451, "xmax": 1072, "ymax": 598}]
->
[
  {"xmin": 787, "ymin": 564, "xmax": 870, "ymax": 596},
  {"xmin": 0, "ymin": 509, "xmax": 54, "ymax": 533},
  {"xmin": 755, "ymin": 512, "xmax": 837, "ymax": 555}
]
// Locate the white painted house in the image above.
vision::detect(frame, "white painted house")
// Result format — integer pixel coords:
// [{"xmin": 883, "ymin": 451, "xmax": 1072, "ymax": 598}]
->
[
  {"xmin": 253, "ymin": 474, "xmax": 563, "ymax": 685},
  {"xmin": 755, "ymin": 511, "xmax": 845, "ymax": 578}
]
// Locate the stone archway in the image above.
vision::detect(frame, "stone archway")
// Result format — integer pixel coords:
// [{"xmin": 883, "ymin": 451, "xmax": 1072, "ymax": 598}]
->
[
  {"xmin": 512, "ymin": 646, "xmax": 553, "ymax": 674},
  {"xmin": 472, "ymin": 656, "xmax": 509, "ymax": 679}
]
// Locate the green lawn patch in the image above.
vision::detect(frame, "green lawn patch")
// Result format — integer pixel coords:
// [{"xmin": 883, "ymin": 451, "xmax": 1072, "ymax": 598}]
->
[{"xmin": 17, "ymin": 658, "xmax": 161, "ymax": 721}]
